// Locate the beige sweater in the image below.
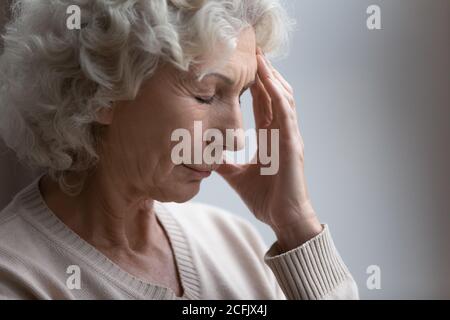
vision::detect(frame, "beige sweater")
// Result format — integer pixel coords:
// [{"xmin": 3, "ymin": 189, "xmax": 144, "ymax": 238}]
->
[{"xmin": 0, "ymin": 175, "xmax": 359, "ymax": 299}]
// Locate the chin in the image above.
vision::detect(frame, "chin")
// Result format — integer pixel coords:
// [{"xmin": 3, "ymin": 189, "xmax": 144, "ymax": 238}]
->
[{"xmin": 155, "ymin": 180, "xmax": 202, "ymax": 203}]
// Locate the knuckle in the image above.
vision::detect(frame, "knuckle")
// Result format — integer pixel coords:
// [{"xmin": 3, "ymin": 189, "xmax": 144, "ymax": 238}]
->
[
  {"xmin": 288, "ymin": 96, "xmax": 295, "ymax": 106},
  {"xmin": 287, "ymin": 86, "xmax": 294, "ymax": 95}
]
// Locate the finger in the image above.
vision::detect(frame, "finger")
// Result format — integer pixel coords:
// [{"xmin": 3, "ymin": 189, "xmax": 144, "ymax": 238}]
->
[
  {"xmin": 273, "ymin": 69, "xmax": 294, "ymax": 97},
  {"xmin": 215, "ymin": 162, "xmax": 240, "ymax": 176},
  {"xmin": 263, "ymin": 57, "xmax": 294, "ymax": 96},
  {"xmin": 257, "ymin": 54, "xmax": 295, "ymax": 128},
  {"xmin": 250, "ymin": 75, "xmax": 272, "ymax": 128},
  {"xmin": 263, "ymin": 58, "xmax": 296, "ymax": 109},
  {"xmin": 251, "ymin": 75, "xmax": 274, "ymax": 153},
  {"xmin": 215, "ymin": 153, "xmax": 244, "ymax": 181},
  {"xmin": 256, "ymin": 47, "xmax": 264, "ymax": 57},
  {"xmin": 258, "ymin": 50, "xmax": 296, "ymax": 109}
]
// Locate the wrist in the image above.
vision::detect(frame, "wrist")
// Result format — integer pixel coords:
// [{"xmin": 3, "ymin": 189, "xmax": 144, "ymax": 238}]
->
[{"xmin": 272, "ymin": 215, "xmax": 323, "ymax": 252}]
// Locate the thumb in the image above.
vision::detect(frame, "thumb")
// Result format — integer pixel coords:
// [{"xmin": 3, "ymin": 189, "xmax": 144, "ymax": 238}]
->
[{"xmin": 215, "ymin": 153, "xmax": 242, "ymax": 178}]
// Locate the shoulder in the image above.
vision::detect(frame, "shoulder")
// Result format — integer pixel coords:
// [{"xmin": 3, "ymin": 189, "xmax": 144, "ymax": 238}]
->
[
  {"xmin": 0, "ymin": 196, "xmax": 64, "ymax": 299},
  {"xmin": 0, "ymin": 197, "xmax": 44, "ymax": 284},
  {"xmin": 0, "ymin": 194, "xmax": 21, "ymax": 225},
  {"xmin": 0, "ymin": 197, "xmax": 35, "ymax": 250},
  {"xmin": 0, "ymin": 175, "xmax": 45, "ymax": 249},
  {"xmin": 0, "ymin": 192, "xmax": 53, "ymax": 268}
]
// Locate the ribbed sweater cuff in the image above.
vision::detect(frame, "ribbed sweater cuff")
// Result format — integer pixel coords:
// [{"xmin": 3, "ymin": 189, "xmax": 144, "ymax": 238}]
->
[{"xmin": 264, "ymin": 224, "xmax": 353, "ymax": 300}]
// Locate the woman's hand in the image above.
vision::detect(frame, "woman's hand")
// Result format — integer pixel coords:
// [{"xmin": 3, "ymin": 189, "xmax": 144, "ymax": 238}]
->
[{"xmin": 216, "ymin": 48, "xmax": 323, "ymax": 251}]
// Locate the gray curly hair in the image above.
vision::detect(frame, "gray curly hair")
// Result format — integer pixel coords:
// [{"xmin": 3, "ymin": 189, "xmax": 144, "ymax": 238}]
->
[{"xmin": 0, "ymin": 0, "xmax": 294, "ymax": 194}]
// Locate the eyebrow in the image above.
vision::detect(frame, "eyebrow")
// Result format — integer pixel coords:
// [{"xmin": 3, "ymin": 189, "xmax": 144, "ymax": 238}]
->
[{"xmin": 200, "ymin": 72, "xmax": 257, "ymax": 95}]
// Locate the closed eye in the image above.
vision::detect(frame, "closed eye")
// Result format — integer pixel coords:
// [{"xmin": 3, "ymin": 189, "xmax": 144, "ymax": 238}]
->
[
  {"xmin": 195, "ymin": 89, "xmax": 248, "ymax": 106},
  {"xmin": 195, "ymin": 96, "xmax": 215, "ymax": 105}
]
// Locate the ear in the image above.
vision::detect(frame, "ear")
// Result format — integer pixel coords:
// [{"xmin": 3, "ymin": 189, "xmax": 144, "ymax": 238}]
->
[{"xmin": 95, "ymin": 105, "xmax": 114, "ymax": 125}]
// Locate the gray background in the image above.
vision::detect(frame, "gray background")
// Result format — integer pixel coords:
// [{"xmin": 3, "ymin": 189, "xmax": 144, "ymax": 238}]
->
[{"xmin": 1, "ymin": 0, "xmax": 449, "ymax": 299}]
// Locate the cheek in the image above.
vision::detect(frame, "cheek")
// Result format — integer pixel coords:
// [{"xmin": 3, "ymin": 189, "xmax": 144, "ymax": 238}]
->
[{"xmin": 143, "ymin": 97, "xmax": 209, "ymax": 174}]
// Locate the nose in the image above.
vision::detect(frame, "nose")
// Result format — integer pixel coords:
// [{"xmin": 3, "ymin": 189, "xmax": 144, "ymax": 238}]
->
[{"xmin": 212, "ymin": 101, "xmax": 245, "ymax": 152}]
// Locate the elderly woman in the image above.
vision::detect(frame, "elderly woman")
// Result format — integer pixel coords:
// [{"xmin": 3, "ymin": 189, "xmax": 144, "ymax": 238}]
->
[{"xmin": 0, "ymin": 0, "xmax": 358, "ymax": 299}]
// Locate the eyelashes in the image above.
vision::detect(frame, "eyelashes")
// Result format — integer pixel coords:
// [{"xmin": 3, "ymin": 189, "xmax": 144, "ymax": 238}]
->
[
  {"xmin": 194, "ymin": 91, "xmax": 247, "ymax": 106},
  {"xmin": 195, "ymin": 96, "xmax": 215, "ymax": 105}
]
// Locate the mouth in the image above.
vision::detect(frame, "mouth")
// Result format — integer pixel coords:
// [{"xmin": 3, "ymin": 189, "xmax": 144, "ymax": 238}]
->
[{"xmin": 182, "ymin": 164, "xmax": 216, "ymax": 179}]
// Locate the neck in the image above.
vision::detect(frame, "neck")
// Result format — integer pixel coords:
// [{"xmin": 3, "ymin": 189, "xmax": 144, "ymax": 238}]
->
[{"xmin": 39, "ymin": 167, "xmax": 165, "ymax": 254}]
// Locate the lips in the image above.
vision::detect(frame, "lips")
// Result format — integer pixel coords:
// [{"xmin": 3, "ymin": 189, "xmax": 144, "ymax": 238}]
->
[
  {"xmin": 182, "ymin": 164, "xmax": 218, "ymax": 179},
  {"xmin": 183, "ymin": 164, "xmax": 219, "ymax": 173}
]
